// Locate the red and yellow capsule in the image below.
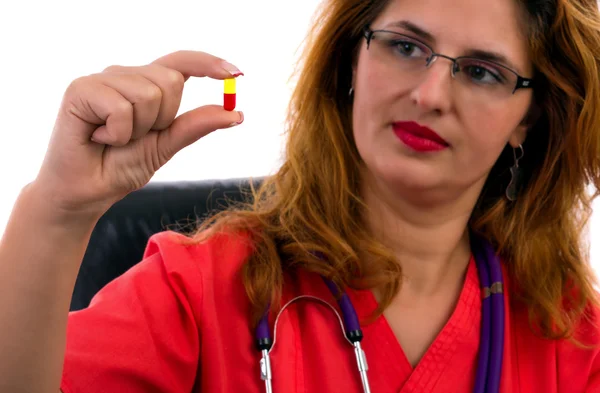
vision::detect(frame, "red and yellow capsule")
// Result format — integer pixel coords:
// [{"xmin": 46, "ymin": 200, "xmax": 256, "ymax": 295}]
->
[{"xmin": 224, "ymin": 78, "xmax": 236, "ymax": 111}]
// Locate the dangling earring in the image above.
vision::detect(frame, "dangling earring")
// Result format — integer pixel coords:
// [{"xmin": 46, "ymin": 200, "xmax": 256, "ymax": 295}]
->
[
  {"xmin": 348, "ymin": 87, "xmax": 354, "ymax": 97},
  {"xmin": 505, "ymin": 144, "xmax": 524, "ymax": 201}
]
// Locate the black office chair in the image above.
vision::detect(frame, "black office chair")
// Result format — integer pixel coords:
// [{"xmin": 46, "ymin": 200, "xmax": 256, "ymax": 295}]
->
[{"xmin": 70, "ymin": 177, "xmax": 262, "ymax": 311}]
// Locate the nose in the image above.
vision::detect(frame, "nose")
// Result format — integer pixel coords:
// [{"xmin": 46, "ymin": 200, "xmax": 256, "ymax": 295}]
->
[{"xmin": 409, "ymin": 57, "xmax": 454, "ymax": 114}]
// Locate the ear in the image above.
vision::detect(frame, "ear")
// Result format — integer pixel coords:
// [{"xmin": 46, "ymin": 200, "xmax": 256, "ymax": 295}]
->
[
  {"xmin": 508, "ymin": 124, "xmax": 528, "ymax": 148},
  {"xmin": 350, "ymin": 44, "xmax": 362, "ymax": 89},
  {"xmin": 508, "ymin": 101, "xmax": 541, "ymax": 148}
]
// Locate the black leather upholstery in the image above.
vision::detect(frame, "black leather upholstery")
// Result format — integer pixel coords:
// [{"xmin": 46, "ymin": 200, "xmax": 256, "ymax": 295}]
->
[{"xmin": 70, "ymin": 177, "xmax": 261, "ymax": 311}]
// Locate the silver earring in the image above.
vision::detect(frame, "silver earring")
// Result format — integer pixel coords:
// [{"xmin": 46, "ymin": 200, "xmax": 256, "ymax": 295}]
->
[
  {"xmin": 505, "ymin": 144, "xmax": 524, "ymax": 201},
  {"xmin": 348, "ymin": 87, "xmax": 354, "ymax": 96}
]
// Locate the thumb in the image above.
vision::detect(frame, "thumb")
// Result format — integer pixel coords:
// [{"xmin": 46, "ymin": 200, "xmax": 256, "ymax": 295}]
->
[{"xmin": 158, "ymin": 105, "xmax": 244, "ymax": 158}]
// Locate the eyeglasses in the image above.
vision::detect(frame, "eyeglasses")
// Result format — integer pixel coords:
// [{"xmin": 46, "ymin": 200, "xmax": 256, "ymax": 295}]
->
[{"xmin": 363, "ymin": 28, "xmax": 534, "ymax": 101}]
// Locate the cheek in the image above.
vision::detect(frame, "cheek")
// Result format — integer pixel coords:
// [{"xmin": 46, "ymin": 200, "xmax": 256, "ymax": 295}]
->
[
  {"xmin": 457, "ymin": 106, "xmax": 519, "ymax": 168},
  {"xmin": 353, "ymin": 54, "xmax": 395, "ymax": 112},
  {"xmin": 352, "ymin": 64, "xmax": 397, "ymax": 140}
]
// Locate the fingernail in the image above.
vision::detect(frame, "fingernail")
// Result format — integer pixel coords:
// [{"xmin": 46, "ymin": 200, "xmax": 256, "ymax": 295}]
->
[
  {"xmin": 229, "ymin": 111, "xmax": 244, "ymax": 127},
  {"xmin": 221, "ymin": 61, "xmax": 244, "ymax": 77}
]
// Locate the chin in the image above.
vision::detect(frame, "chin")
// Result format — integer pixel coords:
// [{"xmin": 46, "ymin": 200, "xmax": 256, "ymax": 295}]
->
[
  {"xmin": 365, "ymin": 155, "xmax": 445, "ymax": 193},
  {"xmin": 383, "ymin": 172, "xmax": 441, "ymax": 193}
]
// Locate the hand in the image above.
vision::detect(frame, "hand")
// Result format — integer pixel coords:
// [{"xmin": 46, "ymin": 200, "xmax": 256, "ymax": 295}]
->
[{"xmin": 32, "ymin": 50, "xmax": 244, "ymax": 219}]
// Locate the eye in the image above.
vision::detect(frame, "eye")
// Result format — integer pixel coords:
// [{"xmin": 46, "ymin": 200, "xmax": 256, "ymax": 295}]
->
[
  {"xmin": 388, "ymin": 39, "xmax": 428, "ymax": 59},
  {"xmin": 459, "ymin": 60, "xmax": 508, "ymax": 85}
]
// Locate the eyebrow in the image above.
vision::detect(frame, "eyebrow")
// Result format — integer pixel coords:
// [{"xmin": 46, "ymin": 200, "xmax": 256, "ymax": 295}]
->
[
  {"xmin": 384, "ymin": 20, "xmax": 522, "ymax": 73},
  {"xmin": 387, "ymin": 20, "xmax": 435, "ymax": 43},
  {"xmin": 462, "ymin": 49, "xmax": 520, "ymax": 73}
]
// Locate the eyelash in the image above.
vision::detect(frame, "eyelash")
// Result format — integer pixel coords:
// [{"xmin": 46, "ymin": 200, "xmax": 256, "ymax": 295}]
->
[{"xmin": 385, "ymin": 39, "xmax": 508, "ymax": 84}]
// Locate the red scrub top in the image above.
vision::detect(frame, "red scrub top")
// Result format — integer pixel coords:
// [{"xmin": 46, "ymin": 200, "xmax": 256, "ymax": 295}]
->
[{"xmin": 60, "ymin": 230, "xmax": 600, "ymax": 393}]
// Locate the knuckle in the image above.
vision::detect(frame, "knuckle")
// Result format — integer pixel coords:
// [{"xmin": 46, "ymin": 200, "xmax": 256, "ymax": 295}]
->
[
  {"xmin": 139, "ymin": 83, "xmax": 162, "ymax": 103},
  {"xmin": 103, "ymin": 64, "xmax": 123, "ymax": 73},
  {"xmin": 113, "ymin": 99, "xmax": 133, "ymax": 116},
  {"xmin": 164, "ymin": 69, "xmax": 185, "ymax": 91},
  {"xmin": 171, "ymin": 49, "xmax": 188, "ymax": 58},
  {"xmin": 65, "ymin": 75, "xmax": 89, "ymax": 95}
]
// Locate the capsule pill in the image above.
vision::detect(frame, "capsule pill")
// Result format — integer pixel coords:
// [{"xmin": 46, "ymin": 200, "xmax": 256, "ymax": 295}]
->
[{"xmin": 224, "ymin": 78, "xmax": 236, "ymax": 111}]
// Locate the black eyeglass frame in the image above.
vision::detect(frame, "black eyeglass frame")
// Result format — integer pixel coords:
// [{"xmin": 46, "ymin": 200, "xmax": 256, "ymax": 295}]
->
[{"xmin": 363, "ymin": 28, "xmax": 534, "ymax": 94}]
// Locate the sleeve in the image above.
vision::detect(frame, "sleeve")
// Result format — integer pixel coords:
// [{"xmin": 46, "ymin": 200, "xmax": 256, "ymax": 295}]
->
[
  {"xmin": 585, "ymin": 305, "xmax": 600, "ymax": 392},
  {"xmin": 60, "ymin": 233, "xmax": 203, "ymax": 393},
  {"xmin": 588, "ymin": 372, "xmax": 600, "ymax": 392},
  {"xmin": 587, "ymin": 352, "xmax": 600, "ymax": 392},
  {"xmin": 573, "ymin": 303, "xmax": 600, "ymax": 393}
]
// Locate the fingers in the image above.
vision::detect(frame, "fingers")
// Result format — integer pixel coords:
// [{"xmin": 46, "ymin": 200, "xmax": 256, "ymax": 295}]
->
[
  {"xmin": 157, "ymin": 105, "xmax": 244, "ymax": 161},
  {"xmin": 151, "ymin": 50, "xmax": 244, "ymax": 81},
  {"xmin": 64, "ymin": 50, "xmax": 244, "ymax": 148},
  {"xmin": 64, "ymin": 77, "xmax": 134, "ymax": 146},
  {"xmin": 94, "ymin": 72, "xmax": 162, "ymax": 140},
  {"xmin": 100, "ymin": 51, "xmax": 244, "ymax": 135},
  {"xmin": 103, "ymin": 64, "xmax": 184, "ymax": 131}
]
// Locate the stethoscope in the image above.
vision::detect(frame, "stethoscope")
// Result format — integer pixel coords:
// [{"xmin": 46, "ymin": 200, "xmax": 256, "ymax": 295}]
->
[{"xmin": 254, "ymin": 236, "xmax": 505, "ymax": 393}]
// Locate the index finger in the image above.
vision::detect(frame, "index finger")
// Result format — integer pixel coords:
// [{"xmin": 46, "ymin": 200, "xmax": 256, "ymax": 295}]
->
[{"xmin": 151, "ymin": 50, "xmax": 244, "ymax": 81}]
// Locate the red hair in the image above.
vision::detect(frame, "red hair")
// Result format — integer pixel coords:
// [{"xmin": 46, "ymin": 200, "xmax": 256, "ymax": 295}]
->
[{"xmin": 192, "ymin": 0, "xmax": 600, "ymax": 342}]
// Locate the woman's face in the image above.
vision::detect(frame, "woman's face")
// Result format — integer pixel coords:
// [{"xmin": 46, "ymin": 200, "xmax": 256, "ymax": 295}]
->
[{"xmin": 352, "ymin": 0, "xmax": 534, "ymax": 204}]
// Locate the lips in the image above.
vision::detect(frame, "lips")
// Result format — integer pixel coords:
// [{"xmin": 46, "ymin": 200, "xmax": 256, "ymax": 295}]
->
[
  {"xmin": 393, "ymin": 121, "xmax": 448, "ymax": 145},
  {"xmin": 392, "ymin": 121, "xmax": 449, "ymax": 152}
]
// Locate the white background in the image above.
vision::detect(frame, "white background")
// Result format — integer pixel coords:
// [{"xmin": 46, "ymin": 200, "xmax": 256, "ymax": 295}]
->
[{"xmin": 0, "ymin": 0, "xmax": 598, "ymax": 273}]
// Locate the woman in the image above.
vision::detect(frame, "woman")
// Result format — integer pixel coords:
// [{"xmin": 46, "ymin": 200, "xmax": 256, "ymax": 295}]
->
[{"xmin": 1, "ymin": 0, "xmax": 600, "ymax": 391}]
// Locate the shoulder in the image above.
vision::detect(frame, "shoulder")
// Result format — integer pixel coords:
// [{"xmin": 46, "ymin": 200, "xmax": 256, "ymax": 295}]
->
[
  {"xmin": 508, "ymin": 296, "xmax": 600, "ymax": 391},
  {"xmin": 554, "ymin": 297, "xmax": 600, "ymax": 390},
  {"xmin": 144, "ymin": 228, "xmax": 254, "ymax": 265},
  {"xmin": 557, "ymin": 299, "xmax": 600, "ymax": 358},
  {"xmin": 504, "ymin": 262, "xmax": 600, "ymax": 389},
  {"xmin": 138, "ymin": 229, "xmax": 255, "ymax": 302},
  {"xmin": 142, "ymin": 228, "xmax": 255, "ymax": 282},
  {"xmin": 61, "ymin": 229, "xmax": 255, "ymax": 393}
]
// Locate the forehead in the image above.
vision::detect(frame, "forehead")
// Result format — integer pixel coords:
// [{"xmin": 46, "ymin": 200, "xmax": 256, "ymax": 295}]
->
[{"xmin": 372, "ymin": 0, "xmax": 532, "ymax": 72}]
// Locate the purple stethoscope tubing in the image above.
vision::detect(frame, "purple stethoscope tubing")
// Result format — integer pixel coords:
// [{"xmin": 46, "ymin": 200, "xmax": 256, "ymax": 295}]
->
[
  {"xmin": 486, "ymin": 238, "xmax": 506, "ymax": 392},
  {"xmin": 255, "ymin": 236, "xmax": 504, "ymax": 393},
  {"xmin": 472, "ymin": 236, "xmax": 505, "ymax": 393}
]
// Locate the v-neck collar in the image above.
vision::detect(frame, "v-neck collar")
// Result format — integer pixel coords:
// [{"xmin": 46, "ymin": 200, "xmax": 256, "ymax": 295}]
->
[{"xmin": 347, "ymin": 255, "xmax": 481, "ymax": 392}]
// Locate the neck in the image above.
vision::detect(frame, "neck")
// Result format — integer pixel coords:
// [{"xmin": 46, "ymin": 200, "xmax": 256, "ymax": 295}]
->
[{"xmin": 361, "ymin": 173, "xmax": 484, "ymax": 298}]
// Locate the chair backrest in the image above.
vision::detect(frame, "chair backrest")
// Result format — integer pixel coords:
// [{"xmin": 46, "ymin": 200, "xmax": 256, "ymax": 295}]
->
[{"xmin": 70, "ymin": 177, "xmax": 261, "ymax": 311}]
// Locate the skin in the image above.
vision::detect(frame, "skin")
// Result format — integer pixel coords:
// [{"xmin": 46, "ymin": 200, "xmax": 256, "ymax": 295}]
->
[
  {"xmin": 0, "ymin": 51, "xmax": 244, "ymax": 393},
  {"xmin": 0, "ymin": 1, "xmax": 538, "ymax": 389},
  {"xmin": 351, "ymin": 0, "xmax": 535, "ymax": 366}
]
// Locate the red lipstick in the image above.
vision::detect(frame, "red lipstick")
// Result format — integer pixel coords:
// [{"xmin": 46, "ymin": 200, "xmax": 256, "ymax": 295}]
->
[{"xmin": 392, "ymin": 121, "xmax": 449, "ymax": 152}]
